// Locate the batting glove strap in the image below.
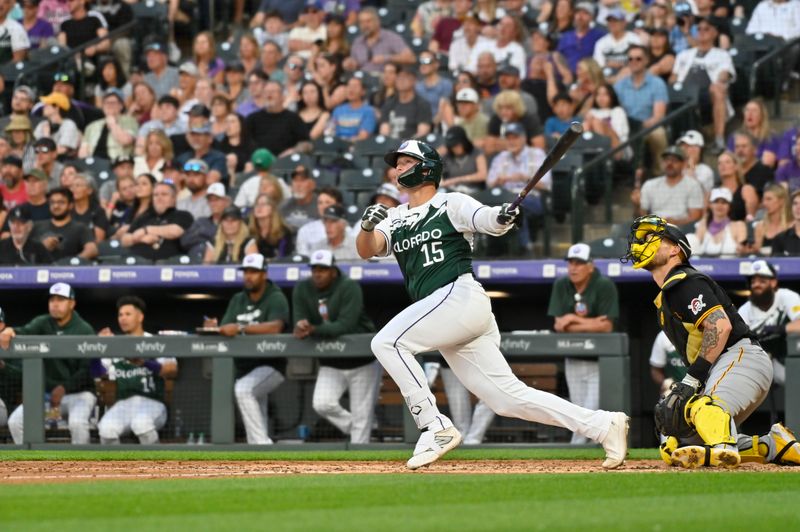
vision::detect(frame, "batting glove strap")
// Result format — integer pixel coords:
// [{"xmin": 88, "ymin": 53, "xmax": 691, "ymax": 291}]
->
[
  {"xmin": 497, "ymin": 203, "xmax": 520, "ymax": 225},
  {"xmin": 360, "ymin": 204, "xmax": 389, "ymax": 232}
]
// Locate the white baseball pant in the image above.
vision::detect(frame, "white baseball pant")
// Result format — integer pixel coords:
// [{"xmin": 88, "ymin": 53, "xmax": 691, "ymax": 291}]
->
[
  {"xmin": 564, "ymin": 358, "xmax": 600, "ymax": 444},
  {"xmin": 312, "ymin": 360, "xmax": 382, "ymax": 444},
  {"xmin": 370, "ymin": 274, "xmax": 615, "ymax": 442},
  {"xmin": 440, "ymin": 368, "xmax": 495, "ymax": 444},
  {"xmin": 98, "ymin": 395, "xmax": 168, "ymax": 444},
  {"xmin": 0, "ymin": 398, "xmax": 7, "ymax": 430},
  {"xmin": 234, "ymin": 366, "xmax": 285, "ymax": 444},
  {"xmin": 8, "ymin": 391, "xmax": 97, "ymax": 444}
]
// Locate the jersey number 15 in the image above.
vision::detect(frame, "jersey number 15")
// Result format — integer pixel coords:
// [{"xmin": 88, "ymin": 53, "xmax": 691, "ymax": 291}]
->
[{"xmin": 421, "ymin": 242, "xmax": 445, "ymax": 267}]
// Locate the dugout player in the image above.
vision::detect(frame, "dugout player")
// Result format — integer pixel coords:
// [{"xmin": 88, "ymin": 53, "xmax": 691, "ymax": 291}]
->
[
  {"xmin": 0, "ymin": 283, "xmax": 97, "ymax": 444},
  {"xmin": 547, "ymin": 242, "xmax": 619, "ymax": 445},
  {"xmin": 0, "ymin": 306, "xmax": 10, "ymax": 432},
  {"xmin": 624, "ymin": 215, "xmax": 800, "ymax": 468},
  {"xmin": 204, "ymin": 253, "xmax": 290, "ymax": 444},
  {"xmin": 292, "ymin": 249, "xmax": 381, "ymax": 444},
  {"xmin": 649, "ymin": 331, "xmax": 687, "ymax": 396},
  {"xmin": 356, "ymin": 139, "xmax": 629, "ymax": 470},
  {"xmin": 737, "ymin": 260, "xmax": 800, "ymax": 387},
  {"xmin": 95, "ymin": 296, "xmax": 178, "ymax": 444}
]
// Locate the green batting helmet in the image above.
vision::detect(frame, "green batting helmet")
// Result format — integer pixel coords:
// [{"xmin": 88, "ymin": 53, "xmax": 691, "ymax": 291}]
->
[{"xmin": 384, "ymin": 139, "xmax": 443, "ymax": 189}]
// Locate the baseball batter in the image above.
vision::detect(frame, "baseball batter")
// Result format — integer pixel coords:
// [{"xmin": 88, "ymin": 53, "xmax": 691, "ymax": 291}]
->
[
  {"xmin": 624, "ymin": 215, "xmax": 800, "ymax": 468},
  {"xmin": 356, "ymin": 139, "xmax": 629, "ymax": 470}
]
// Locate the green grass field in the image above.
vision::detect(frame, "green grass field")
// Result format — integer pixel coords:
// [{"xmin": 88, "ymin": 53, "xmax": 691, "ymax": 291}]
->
[{"xmin": 1, "ymin": 449, "xmax": 798, "ymax": 531}]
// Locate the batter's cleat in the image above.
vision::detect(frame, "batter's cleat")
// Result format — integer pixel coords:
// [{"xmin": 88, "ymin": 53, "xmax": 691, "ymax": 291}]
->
[
  {"xmin": 600, "ymin": 412, "xmax": 629, "ymax": 469},
  {"xmin": 406, "ymin": 426, "xmax": 462, "ymax": 470},
  {"xmin": 770, "ymin": 423, "xmax": 800, "ymax": 465},
  {"xmin": 671, "ymin": 445, "xmax": 740, "ymax": 468}
]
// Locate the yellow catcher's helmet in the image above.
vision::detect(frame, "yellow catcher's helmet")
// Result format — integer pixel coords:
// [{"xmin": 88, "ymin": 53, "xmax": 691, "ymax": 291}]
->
[{"xmin": 622, "ymin": 215, "xmax": 692, "ymax": 269}]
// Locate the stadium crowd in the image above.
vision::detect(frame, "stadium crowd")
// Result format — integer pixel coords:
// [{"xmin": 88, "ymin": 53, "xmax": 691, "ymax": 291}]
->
[{"xmin": 0, "ymin": 0, "xmax": 797, "ymax": 262}]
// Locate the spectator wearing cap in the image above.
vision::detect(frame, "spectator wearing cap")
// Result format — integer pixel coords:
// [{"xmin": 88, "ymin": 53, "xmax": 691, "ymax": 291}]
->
[
  {"xmin": 32, "ymin": 72, "xmax": 93, "ymax": 131},
  {"xmin": 345, "ymin": 7, "xmax": 415, "ymax": 73},
  {"xmin": 176, "ymin": 158, "xmax": 212, "ymax": 220},
  {"xmin": 378, "ymin": 66, "xmax": 433, "ymax": 139},
  {"xmin": 19, "ymin": 168, "xmax": 51, "ymax": 222},
  {"xmin": 614, "ymin": 44, "xmax": 669, "ymax": 177},
  {"xmin": 293, "ymin": 248, "xmax": 379, "ymax": 444},
  {"xmin": 295, "ymin": 186, "xmax": 347, "ymax": 256},
  {"xmin": 32, "ymin": 138, "xmax": 62, "ymax": 189},
  {"xmin": 556, "ymin": 2, "xmax": 606, "ymax": 73},
  {"xmin": 310, "ymin": 204, "xmax": 360, "ymax": 261},
  {"xmin": 468, "ymin": 14, "xmax": 528, "ymax": 77},
  {"xmin": 288, "ymin": 1, "xmax": 327, "ymax": 60},
  {"xmin": 447, "ymin": 12, "xmax": 492, "ymax": 73},
  {"xmin": 21, "ymin": 0, "xmax": 54, "ymax": 50},
  {"xmin": 69, "ymin": 173, "xmax": 109, "ymax": 241},
  {"xmin": 143, "ymin": 41, "xmax": 180, "ymax": 99},
  {"xmin": 329, "ymin": 77, "xmax": 376, "ymax": 142},
  {"xmin": 79, "ymin": 89, "xmax": 138, "ymax": 160},
  {"xmin": 1, "ymin": 282, "xmax": 96, "ymax": 445},
  {"xmin": 592, "ymin": 8, "xmax": 641, "ymax": 82},
  {"xmin": 439, "ymin": 126, "xmax": 487, "ymax": 195},
  {"xmin": 133, "ymin": 129, "xmax": 174, "ymax": 185},
  {"xmin": 547, "ymin": 242, "xmax": 619, "ymax": 444},
  {"xmin": 236, "ymin": 70, "xmax": 270, "ymax": 118},
  {"xmin": 244, "ymin": 193, "xmax": 294, "ymax": 258},
  {"xmin": 121, "ymin": 181, "xmax": 194, "ymax": 261},
  {"xmin": 430, "ymin": 0, "xmax": 472, "ymax": 54},
  {"xmin": 693, "ymin": 187, "xmax": 747, "ymax": 258},
  {"xmin": 0, "ymin": 86, "xmax": 38, "ymax": 133},
  {"xmin": 738, "ymin": 259, "xmax": 800, "ymax": 386},
  {"xmin": 235, "ymin": 148, "xmax": 289, "ymax": 209},
  {"xmin": 171, "ymin": 62, "xmax": 200, "ymax": 116},
  {"xmin": 669, "ymin": 2, "xmax": 698, "ymax": 55},
  {"xmin": 732, "ymin": 132, "xmax": 774, "ymax": 199},
  {"xmin": 31, "ymin": 187, "xmax": 98, "ymax": 261},
  {"xmin": 181, "ymin": 182, "xmax": 230, "ymax": 260},
  {"xmin": 245, "ymin": 80, "xmax": 310, "ymax": 158},
  {"xmin": 485, "ymin": 90, "xmax": 545, "ymax": 156},
  {"xmin": 677, "ymin": 130, "xmax": 714, "ymax": 198},
  {"xmin": 415, "ymin": 51, "xmax": 453, "ymax": 122},
  {"xmin": 449, "ymin": 87, "xmax": 489, "ymax": 148},
  {"xmin": 0, "ymin": 155, "xmax": 27, "ymax": 210},
  {"xmin": 281, "ymin": 165, "xmax": 319, "ymax": 233},
  {"xmin": 57, "ymin": 0, "xmax": 109, "ymax": 64},
  {"xmin": 528, "ymin": 26, "xmax": 572, "ymax": 93},
  {"xmin": 0, "ymin": 204, "xmax": 52, "ymax": 265},
  {"xmin": 487, "ymin": 122, "xmax": 550, "ymax": 247},
  {"xmin": 671, "ymin": 17, "xmax": 735, "ymax": 154},
  {"xmin": 5, "ymin": 115, "xmax": 36, "ymax": 171},
  {"xmin": 175, "ymin": 120, "xmax": 228, "ymax": 185},
  {"xmin": 632, "ymin": 146, "xmax": 704, "ymax": 225},
  {"xmin": 33, "ymin": 91, "xmax": 80, "ymax": 158},
  {"xmin": 203, "ymin": 205, "xmax": 249, "ymax": 264},
  {"xmin": 0, "ymin": 0, "xmax": 30, "ymax": 64}
]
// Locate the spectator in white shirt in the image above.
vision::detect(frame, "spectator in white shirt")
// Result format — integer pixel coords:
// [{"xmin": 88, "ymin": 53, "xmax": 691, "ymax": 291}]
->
[
  {"xmin": 467, "ymin": 15, "xmax": 528, "ymax": 77},
  {"xmin": 593, "ymin": 8, "xmax": 641, "ymax": 82},
  {"xmin": 632, "ymin": 145, "xmax": 704, "ymax": 225},
  {"xmin": 448, "ymin": 13, "xmax": 492, "ymax": 73},
  {"xmin": 677, "ymin": 129, "xmax": 714, "ymax": 200}
]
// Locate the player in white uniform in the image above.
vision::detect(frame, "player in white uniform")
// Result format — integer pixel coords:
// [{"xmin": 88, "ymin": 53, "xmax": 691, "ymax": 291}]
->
[
  {"xmin": 737, "ymin": 260, "xmax": 800, "ymax": 387},
  {"xmin": 96, "ymin": 297, "xmax": 178, "ymax": 444},
  {"xmin": 0, "ymin": 306, "xmax": 8, "ymax": 431},
  {"xmin": 649, "ymin": 331, "xmax": 687, "ymax": 396},
  {"xmin": 356, "ymin": 139, "xmax": 629, "ymax": 469}
]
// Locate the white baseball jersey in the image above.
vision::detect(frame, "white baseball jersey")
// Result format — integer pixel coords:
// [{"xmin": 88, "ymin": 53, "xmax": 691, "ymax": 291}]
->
[{"xmin": 737, "ymin": 288, "xmax": 800, "ymax": 332}]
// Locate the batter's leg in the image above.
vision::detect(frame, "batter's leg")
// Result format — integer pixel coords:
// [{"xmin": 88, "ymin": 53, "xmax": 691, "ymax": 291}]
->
[
  {"xmin": 234, "ymin": 366, "xmax": 285, "ymax": 444},
  {"xmin": 60, "ymin": 392, "xmax": 97, "ymax": 445},
  {"xmin": 440, "ymin": 367, "xmax": 473, "ymax": 434},
  {"xmin": 0, "ymin": 398, "xmax": 7, "ymax": 429},
  {"xmin": 312, "ymin": 366, "xmax": 351, "ymax": 436},
  {"xmin": 464, "ymin": 401, "xmax": 495, "ymax": 444},
  {"xmin": 7, "ymin": 405, "xmax": 23, "ymax": 444},
  {"xmin": 346, "ymin": 361, "xmax": 382, "ymax": 444},
  {"xmin": 130, "ymin": 396, "xmax": 168, "ymax": 445}
]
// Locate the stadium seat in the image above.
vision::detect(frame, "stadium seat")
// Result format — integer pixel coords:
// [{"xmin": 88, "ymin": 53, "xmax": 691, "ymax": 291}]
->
[
  {"xmin": 311, "ymin": 168, "xmax": 338, "ymax": 187},
  {"xmin": 473, "ymin": 186, "xmax": 517, "ymax": 207},
  {"xmin": 156, "ymin": 255, "xmax": 198, "ymax": 265},
  {"xmin": 353, "ymin": 135, "xmax": 401, "ymax": 166},
  {"xmin": 271, "ymin": 153, "xmax": 314, "ymax": 173},
  {"xmin": 340, "ymin": 168, "xmax": 382, "ymax": 191},
  {"xmin": 53, "ymin": 256, "xmax": 92, "ymax": 266},
  {"xmin": 27, "ymin": 45, "xmax": 70, "ymax": 65},
  {"xmin": 72, "ymin": 156, "xmax": 112, "ymax": 182},
  {"xmin": 588, "ymin": 237, "xmax": 628, "ymax": 259},
  {"xmin": 98, "ymin": 254, "xmax": 153, "ymax": 266},
  {"xmin": 312, "ymin": 135, "xmax": 352, "ymax": 157},
  {"xmin": 216, "ymin": 40, "xmax": 239, "ymax": 64},
  {"xmin": 415, "ymin": 132, "xmax": 444, "ymax": 150},
  {"xmin": 271, "ymin": 254, "xmax": 309, "ymax": 264},
  {"xmin": 97, "ymin": 239, "xmax": 129, "ymax": 258}
]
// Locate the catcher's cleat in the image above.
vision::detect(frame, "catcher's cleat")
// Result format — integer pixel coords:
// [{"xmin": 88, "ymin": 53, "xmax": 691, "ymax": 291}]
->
[
  {"xmin": 601, "ymin": 412, "xmax": 629, "ymax": 469},
  {"xmin": 671, "ymin": 445, "xmax": 740, "ymax": 469},
  {"xmin": 709, "ymin": 444, "xmax": 740, "ymax": 468},
  {"xmin": 659, "ymin": 436, "xmax": 679, "ymax": 466},
  {"xmin": 770, "ymin": 423, "xmax": 800, "ymax": 465},
  {"xmin": 406, "ymin": 426, "xmax": 462, "ymax": 470},
  {"xmin": 671, "ymin": 445, "xmax": 706, "ymax": 469}
]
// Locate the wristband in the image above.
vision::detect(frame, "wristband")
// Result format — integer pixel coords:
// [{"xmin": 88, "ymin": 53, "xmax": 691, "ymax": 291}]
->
[
  {"xmin": 686, "ymin": 356, "xmax": 712, "ymax": 385},
  {"xmin": 143, "ymin": 359, "xmax": 162, "ymax": 375}
]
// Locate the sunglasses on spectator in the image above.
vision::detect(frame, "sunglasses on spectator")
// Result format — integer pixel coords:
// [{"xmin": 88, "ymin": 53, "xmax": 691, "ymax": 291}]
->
[
  {"xmin": 627, "ymin": 55, "xmax": 645, "ymax": 62},
  {"xmin": 183, "ymin": 162, "xmax": 206, "ymax": 172},
  {"xmin": 420, "ymin": 57, "xmax": 435, "ymax": 65},
  {"xmin": 53, "ymin": 73, "xmax": 71, "ymax": 82},
  {"xmin": 287, "ymin": 63, "xmax": 303, "ymax": 70}
]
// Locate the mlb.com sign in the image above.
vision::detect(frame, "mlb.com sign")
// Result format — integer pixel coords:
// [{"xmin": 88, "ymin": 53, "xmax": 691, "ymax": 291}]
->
[
  {"xmin": 191, "ymin": 342, "xmax": 229, "ymax": 353},
  {"xmin": 556, "ymin": 339, "xmax": 596, "ymax": 351}
]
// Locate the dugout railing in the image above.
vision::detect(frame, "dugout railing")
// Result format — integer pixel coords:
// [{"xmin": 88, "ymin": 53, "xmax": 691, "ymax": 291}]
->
[{"xmin": 3, "ymin": 333, "xmax": 631, "ymax": 449}]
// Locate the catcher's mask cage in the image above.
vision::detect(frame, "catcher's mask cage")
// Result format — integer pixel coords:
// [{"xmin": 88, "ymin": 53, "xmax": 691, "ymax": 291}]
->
[{"xmin": 622, "ymin": 215, "xmax": 692, "ymax": 269}]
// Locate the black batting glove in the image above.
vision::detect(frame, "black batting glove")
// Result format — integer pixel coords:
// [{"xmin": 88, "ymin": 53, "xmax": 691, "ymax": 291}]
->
[
  {"xmin": 497, "ymin": 203, "xmax": 520, "ymax": 225},
  {"xmin": 360, "ymin": 204, "xmax": 389, "ymax": 232}
]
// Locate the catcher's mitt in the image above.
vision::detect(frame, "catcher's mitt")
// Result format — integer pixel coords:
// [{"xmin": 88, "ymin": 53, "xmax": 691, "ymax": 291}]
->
[{"xmin": 654, "ymin": 384, "xmax": 697, "ymax": 439}]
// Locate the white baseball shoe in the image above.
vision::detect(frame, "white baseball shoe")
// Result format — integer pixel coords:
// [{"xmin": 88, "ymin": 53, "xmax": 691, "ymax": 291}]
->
[
  {"xmin": 600, "ymin": 412, "xmax": 629, "ymax": 469},
  {"xmin": 406, "ymin": 426, "xmax": 462, "ymax": 470}
]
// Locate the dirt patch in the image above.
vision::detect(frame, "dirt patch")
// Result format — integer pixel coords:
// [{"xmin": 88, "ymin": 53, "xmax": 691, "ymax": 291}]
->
[{"xmin": 0, "ymin": 460, "xmax": 796, "ymax": 484}]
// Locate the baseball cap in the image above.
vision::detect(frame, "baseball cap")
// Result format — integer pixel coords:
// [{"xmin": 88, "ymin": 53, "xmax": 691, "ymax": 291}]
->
[
  {"xmin": 322, "ymin": 204, "xmax": 346, "ymax": 221},
  {"xmin": 221, "ymin": 205, "xmax": 244, "ymax": 220},
  {"xmin": 503, "ymin": 122, "xmax": 526, "ymax": 137},
  {"xmin": 112, "ymin": 155, "xmax": 134, "ymax": 168},
  {"xmin": 24, "ymin": 168, "xmax": 49, "ymax": 182},
  {"xmin": 309, "ymin": 249, "xmax": 335, "ymax": 268},
  {"xmin": 455, "ymin": 87, "xmax": 479, "ymax": 103},
  {"xmin": 184, "ymin": 158, "xmax": 209, "ymax": 173},
  {"xmin": 239, "ymin": 253, "xmax": 268, "ymax": 271},
  {"xmin": 674, "ymin": 2, "xmax": 692, "ymax": 15},
  {"xmin": 49, "ymin": 282, "xmax": 75, "ymax": 300},
  {"xmin": 2, "ymin": 155, "xmax": 23, "ymax": 167},
  {"xmin": 40, "ymin": 91, "xmax": 70, "ymax": 111},
  {"xmin": 498, "ymin": 64, "xmax": 521, "ymax": 77},
  {"xmin": 370, "ymin": 183, "xmax": 401, "ymax": 206},
  {"xmin": 145, "ymin": 41, "xmax": 167, "ymax": 53},
  {"xmin": 188, "ymin": 103, "xmax": 211, "ymax": 118},
  {"xmin": 747, "ymin": 259, "xmax": 777, "ymax": 278},
  {"xmin": 575, "ymin": 1, "xmax": 596, "ymax": 16},
  {"xmin": 206, "ymin": 182, "xmax": 226, "ymax": 198},
  {"xmin": 251, "ymin": 148, "xmax": 275, "ymax": 170},
  {"xmin": 661, "ymin": 145, "xmax": 686, "ymax": 161},
  {"xmin": 304, "ymin": 0, "xmax": 324, "ymax": 11},
  {"xmin": 709, "ymin": 187, "xmax": 733, "ymax": 203},
  {"xmin": 103, "ymin": 88, "xmax": 126, "ymax": 104},
  {"xmin": 565, "ymin": 242, "xmax": 592, "ymax": 263},
  {"xmin": 34, "ymin": 137, "xmax": 56, "ymax": 152},
  {"xmin": 8, "ymin": 204, "xmax": 32, "ymax": 222},
  {"xmin": 5, "ymin": 116, "xmax": 32, "ymax": 133},
  {"xmin": 606, "ymin": 8, "xmax": 626, "ymax": 21},
  {"xmin": 677, "ymin": 130, "xmax": 704, "ymax": 147},
  {"xmin": 179, "ymin": 62, "xmax": 199, "ymax": 77}
]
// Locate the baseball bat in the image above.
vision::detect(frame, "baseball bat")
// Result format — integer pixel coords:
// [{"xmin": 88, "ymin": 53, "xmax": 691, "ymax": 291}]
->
[{"xmin": 499, "ymin": 121, "xmax": 584, "ymax": 220}]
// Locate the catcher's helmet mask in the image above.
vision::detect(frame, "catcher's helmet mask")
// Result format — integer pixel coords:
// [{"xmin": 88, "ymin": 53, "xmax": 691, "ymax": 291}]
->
[{"xmin": 621, "ymin": 215, "xmax": 692, "ymax": 269}]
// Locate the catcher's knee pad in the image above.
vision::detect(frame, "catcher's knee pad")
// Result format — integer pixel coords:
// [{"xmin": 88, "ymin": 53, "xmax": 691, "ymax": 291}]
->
[
  {"xmin": 686, "ymin": 395, "xmax": 736, "ymax": 447},
  {"xmin": 659, "ymin": 436, "xmax": 679, "ymax": 465}
]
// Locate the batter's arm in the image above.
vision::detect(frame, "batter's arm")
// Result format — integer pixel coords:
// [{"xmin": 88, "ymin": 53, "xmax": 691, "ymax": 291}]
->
[{"xmin": 356, "ymin": 229, "xmax": 388, "ymax": 259}]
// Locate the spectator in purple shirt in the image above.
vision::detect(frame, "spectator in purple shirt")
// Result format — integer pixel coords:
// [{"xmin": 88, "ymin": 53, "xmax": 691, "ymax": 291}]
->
[
  {"xmin": 556, "ymin": 1, "xmax": 606, "ymax": 73},
  {"xmin": 21, "ymin": 0, "xmax": 55, "ymax": 49},
  {"xmin": 778, "ymin": 126, "xmax": 799, "ymax": 165},
  {"xmin": 776, "ymin": 135, "xmax": 800, "ymax": 194},
  {"xmin": 726, "ymin": 99, "xmax": 779, "ymax": 168}
]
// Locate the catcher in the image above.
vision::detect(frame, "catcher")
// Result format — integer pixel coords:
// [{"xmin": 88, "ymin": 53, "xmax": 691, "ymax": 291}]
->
[{"xmin": 623, "ymin": 215, "xmax": 800, "ymax": 468}]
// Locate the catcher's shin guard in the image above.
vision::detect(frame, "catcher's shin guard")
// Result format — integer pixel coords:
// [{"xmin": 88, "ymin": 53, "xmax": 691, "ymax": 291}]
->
[
  {"xmin": 686, "ymin": 395, "xmax": 736, "ymax": 447},
  {"xmin": 659, "ymin": 436, "xmax": 679, "ymax": 466},
  {"xmin": 737, "ymin": 434, "xmax": 768, "ymax": 464}
]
